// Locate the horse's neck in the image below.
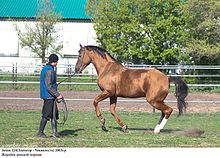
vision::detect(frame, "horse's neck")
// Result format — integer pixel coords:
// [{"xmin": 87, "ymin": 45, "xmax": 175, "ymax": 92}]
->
[
  {"xmin": 91, "ymin": 53, "xmax": 117, "ymax": 76},
  {"xmin": 92, "ymin": 59, "xmax": 110, "ymax": 76}
]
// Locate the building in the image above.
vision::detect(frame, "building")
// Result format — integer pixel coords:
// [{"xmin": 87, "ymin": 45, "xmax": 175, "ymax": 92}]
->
[{"xmin": 0, "ymin": 0, "xmax": 96, "ymax": 74}]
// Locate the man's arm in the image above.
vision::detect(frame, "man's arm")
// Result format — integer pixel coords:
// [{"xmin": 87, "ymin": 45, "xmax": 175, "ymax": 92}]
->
[{"xmin": 45, "ymin": 70, "xmax": 60, "ymax": 98}]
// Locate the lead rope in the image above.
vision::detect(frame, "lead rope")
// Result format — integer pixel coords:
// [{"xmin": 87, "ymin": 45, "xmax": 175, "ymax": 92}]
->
[
  {"xmin": 56, "ymin": 98, "xmax": 68, "ymax": 126},
  {"xmin": 55, "ymin": 64, "xmax": 77, "ymax": 125}
]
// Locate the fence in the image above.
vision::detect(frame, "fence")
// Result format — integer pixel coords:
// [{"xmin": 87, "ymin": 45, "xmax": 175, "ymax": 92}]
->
[
  {"xmin": 1, "ymin": 64, "xmax": 220, "ymax": 105},
  {"xmin": 1, "ymin": 64, "xmax": 220, "ymax": 86}
]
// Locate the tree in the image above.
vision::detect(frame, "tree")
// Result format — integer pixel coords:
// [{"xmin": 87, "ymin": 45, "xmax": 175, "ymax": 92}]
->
[
  {"xmin": 185, "ymin": 0, "xmax": 220, "ymax": 65},
  {"xmin": 87, "ymin": 0, "xmax": 189, "ymax": 64},
  {"xmin": 15, "ymin": 0, "xmax": 63, "ymax": 64}
]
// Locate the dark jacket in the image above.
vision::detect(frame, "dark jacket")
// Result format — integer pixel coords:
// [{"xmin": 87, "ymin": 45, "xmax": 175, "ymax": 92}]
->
[{"xmin": 40, "ymin": 64, "xmax": 60, "ymax": 99}]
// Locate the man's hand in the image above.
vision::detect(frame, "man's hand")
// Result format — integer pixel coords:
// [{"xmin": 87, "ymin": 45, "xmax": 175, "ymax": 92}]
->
[
  {"xmin": 56, "ymin": 95, "xmax": 63, "ymax": 103},
  {"xmin": 57, "ymin": 95, "xmax": 63, "ymax": 100}
]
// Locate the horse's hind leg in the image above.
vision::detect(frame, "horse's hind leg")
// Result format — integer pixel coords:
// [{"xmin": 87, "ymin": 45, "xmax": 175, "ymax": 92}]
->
[
  {"xmin": 110, "ymin": 97, "xmax": 128, "ymax": 132},
  {"xmin": 148, "ymin": 100, "xmax": 173, "ymax": 134},
  {"xmin": 157, "ymin": 112, "xmax": 165, "ymax": 125},
  {"xmin": 93, "ymin": 90, "xmax": 110, "ymax": 130}
]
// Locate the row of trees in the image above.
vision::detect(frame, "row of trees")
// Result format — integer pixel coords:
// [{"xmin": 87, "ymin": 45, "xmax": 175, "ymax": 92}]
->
[
  {"xmin": 17, "ymin": 0, "xmax": 220, "ymax": 65},
  {"xmin": 87, "ymin": 0, "xmax": 220, "ymax": 65},
  {"xmin": 185, "ymin": 0, "xmax": 220, "ymax": 64}
]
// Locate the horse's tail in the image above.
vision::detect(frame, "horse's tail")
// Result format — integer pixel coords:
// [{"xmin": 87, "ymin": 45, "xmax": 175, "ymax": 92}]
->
[{"xmin": 169, "ymin": 76, "xmax": 188, "ymax": 116}]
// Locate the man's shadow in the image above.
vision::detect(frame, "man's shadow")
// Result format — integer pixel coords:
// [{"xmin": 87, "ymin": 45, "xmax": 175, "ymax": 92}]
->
[{"xmin": 59, "ymin": 128, "xmax": 84, "ymax": 137}]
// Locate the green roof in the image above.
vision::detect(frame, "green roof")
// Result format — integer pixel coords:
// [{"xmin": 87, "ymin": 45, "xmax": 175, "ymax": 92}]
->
[{"xmin": 0, "ymin": 0, "xmax": 90, "ymax": 20}]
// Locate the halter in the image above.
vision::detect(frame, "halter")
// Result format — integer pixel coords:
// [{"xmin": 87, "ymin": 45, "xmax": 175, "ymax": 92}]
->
[{"xmin": 77, "ymin": 47, "xmax": 86, "ymax": 73}]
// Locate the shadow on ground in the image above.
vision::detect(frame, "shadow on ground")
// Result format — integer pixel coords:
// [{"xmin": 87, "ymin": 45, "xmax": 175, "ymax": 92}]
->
[
  {"xmin": 109, "ymin": 126, "xmax": 182, "ymax": 134},
  {"xmin": 59, "ymin": 128, "xmax": 84, "ymax": 137}
]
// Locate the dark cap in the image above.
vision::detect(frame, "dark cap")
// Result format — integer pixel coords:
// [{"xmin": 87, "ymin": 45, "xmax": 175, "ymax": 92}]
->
[{"xmin": 49, "ymin": 54, "xmax": 59, "ymax": 63}]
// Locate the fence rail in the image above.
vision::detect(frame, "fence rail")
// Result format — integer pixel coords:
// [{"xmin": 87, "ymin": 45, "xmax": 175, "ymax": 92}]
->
[
  {"xmin": 1, "ymin": 81, "xmax": 220, "ymax": 87},
  {"xmin": 1, "ymin": 64, "xmax": 220, "ymax": 105},
  {"xmin": 2, "ymin": 64, "xmax": 220, "ymax": 73},
  {"xmin": 0, "ymin": 97, "xmax": 220, "ymax": 104},
  {"xmin": 1, "ymin": 73, "xmax": 220, "ymax": 78},
  {"xmin": 1, "ymin": 64, "xmax": 220, "ymax": 87}
]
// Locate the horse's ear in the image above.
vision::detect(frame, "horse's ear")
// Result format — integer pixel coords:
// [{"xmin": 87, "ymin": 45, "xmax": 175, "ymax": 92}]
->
[{"xmin": 79, "ymin": 44, "xmax": 83, "ymax": 48}]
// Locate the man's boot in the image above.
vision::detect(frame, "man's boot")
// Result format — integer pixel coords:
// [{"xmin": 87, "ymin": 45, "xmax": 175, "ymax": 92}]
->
[
  {"xmin": 37, "ymin": 117, "xmax": 47, "ymax": 138},
  {"xmin": 51, "ymin": 119, "xmax": 60, "ymax": 138}
]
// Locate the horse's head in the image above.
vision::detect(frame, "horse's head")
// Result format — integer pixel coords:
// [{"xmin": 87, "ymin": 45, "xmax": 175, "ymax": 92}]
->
[{"xmin": 75, "ymin": 44, "xmax": 92, "ymax": 73}]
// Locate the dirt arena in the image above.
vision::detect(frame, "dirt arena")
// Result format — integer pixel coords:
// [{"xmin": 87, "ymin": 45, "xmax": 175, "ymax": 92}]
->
[{"xmin": 0, "ymin": 90, "xmax": 220, "ymax": 113}]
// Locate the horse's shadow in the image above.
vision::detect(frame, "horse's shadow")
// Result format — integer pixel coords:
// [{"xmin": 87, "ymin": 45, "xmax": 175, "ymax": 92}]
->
[
  {"xmin": 109, "ymin": 126, "xmax": 181, "ymax": 134},
  {"xmin": 59, "ymin": 128, "xmax": 84, "ymax": 137}
]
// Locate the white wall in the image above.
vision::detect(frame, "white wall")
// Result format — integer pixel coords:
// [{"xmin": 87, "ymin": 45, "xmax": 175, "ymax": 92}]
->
[
  {"xmin": 0, "ymin": 21, "xmax": 19, "ymax": 56},
  {"xmin": 62, "ymin": 22, "xmax": 97, "ymax": 56},
  {"xmin": 0, "ymin": 20, "xmax": 97, "ymax": 68}
]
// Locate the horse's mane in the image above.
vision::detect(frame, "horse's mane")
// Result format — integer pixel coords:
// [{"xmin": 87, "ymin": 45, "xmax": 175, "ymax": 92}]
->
[{"xmin": 85, "ymin": 45, "xmax": 117, "ymax": 62}]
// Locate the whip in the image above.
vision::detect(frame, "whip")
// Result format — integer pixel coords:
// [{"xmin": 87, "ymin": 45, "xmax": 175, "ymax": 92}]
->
[
  {"xmin": 57, "ymin": 72, "xmax": 76, "ymax": 86},
  {"xmin": 57, "ymin": 77, "xmax": 69, "ymax": 86}
]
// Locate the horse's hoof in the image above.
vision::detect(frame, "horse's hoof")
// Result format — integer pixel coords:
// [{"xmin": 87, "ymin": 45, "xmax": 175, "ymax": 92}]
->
[
  {"xmin": 154, "ymin": 131, "xmax": 160, "ymax": 134},
  {"xmin": 122, "ymin": 125, "xmax": 128, "ymax": 133},
  {"xmin": 101, "ymin": 125, "xmax": 108, "ymax": 132},
  {"xmin": 153, "ymin": 124, "xmax": 161, "ymax": 134}
]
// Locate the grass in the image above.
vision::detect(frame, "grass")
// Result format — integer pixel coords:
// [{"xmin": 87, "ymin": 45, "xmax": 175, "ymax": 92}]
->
[{"xmin": 0, "ymin": 110, "xmax": 220, "ymax": 147}]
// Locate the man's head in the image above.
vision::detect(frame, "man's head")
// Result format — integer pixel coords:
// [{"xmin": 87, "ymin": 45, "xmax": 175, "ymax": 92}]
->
[{"xmin": 49, "ymin": 54, "xmax": 59, "ymax": 67}]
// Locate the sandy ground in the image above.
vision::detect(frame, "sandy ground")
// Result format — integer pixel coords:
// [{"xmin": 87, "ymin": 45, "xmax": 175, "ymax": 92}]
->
[{"xmin": 0, "ymin": 90, "xmax": 220, "ymax": 113}]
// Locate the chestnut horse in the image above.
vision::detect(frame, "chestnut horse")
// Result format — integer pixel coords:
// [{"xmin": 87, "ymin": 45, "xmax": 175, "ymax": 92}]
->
[{"xmin": 75, "ymin": 45, "xmax": 188, "ymax": 133}]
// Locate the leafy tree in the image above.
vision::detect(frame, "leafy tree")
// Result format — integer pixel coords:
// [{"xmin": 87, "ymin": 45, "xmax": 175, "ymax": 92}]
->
[
  {"xmin": 87, "ymin": 0, "xmax": 189, "ymax": 64},
  {"xmin": 15, "ymin": 0, "xmax": 63, "ymax": 64},
  {"xmin": 185, "ymin": 0, "xmax": 220, "ymax": 64}
]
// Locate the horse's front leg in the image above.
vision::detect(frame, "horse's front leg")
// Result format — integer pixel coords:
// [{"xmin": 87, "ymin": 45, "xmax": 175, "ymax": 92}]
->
[
  {"xmin": 110, "ymin": 97, "xmax": 128, "ymax": 132},
  {"xmin": 93, "ymin": 90, "xmax": 110, "ymax": 131}
]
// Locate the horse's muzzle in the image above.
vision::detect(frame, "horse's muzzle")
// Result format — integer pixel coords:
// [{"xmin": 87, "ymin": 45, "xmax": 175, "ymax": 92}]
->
[
  {"xmin": 75, "ymin": 66, "xmax": 83, "ymax": 73},
  {"xmin": 75, "ymin": 67, "xmax": 80, "ymax": 73}
]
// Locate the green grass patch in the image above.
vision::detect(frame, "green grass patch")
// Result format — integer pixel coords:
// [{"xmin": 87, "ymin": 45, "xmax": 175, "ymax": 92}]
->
[{"xmin": 0, "ymin": 110, "xmax": 220, "ymax": 147}]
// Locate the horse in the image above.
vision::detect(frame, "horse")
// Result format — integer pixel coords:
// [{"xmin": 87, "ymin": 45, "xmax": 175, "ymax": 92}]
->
[{"xmin": 75, "ymin": 45, "xmax": 188, "ymax": 133}]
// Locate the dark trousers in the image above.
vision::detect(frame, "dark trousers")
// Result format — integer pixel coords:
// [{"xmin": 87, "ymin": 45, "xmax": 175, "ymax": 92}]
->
[{"xmin": 42, "ymin": 99, "xmax": 59, "ymax": 120}]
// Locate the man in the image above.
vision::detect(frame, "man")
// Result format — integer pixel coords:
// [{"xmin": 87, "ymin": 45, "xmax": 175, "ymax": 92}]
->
[{"xmin": 37, "ymin": 54, "xmax": 63, "ymax": 138}]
